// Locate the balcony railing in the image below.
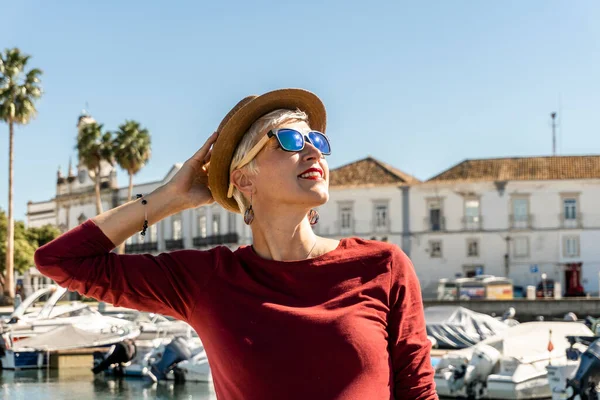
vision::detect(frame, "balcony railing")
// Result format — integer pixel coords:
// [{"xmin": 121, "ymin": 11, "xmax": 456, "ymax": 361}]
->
[
  {"xmin": 509, "ymin": 214, "xmax": 533, "ymax": 230},
  {"xmin": 560, "ymin": 213, "xmax": 583, "ymax": 229},
  {"xmin": 125, "ymin": 242, "xmax": 158, "ymax": 254},
  {"xmin": 193, "ymin": 233, "xmax": 239, "ymax": 247},
  {"xmin": 165, "ymin": 239, "xmax": 184, "ymax": 250},
  {"xmin": 371, "ymin": 219, "xmax": 391, "ymax": 234},
  {"xmin": 424, "ymin": 216, "xmax": 446, "ymax": 232},
  {"xmin": 461, "ymin": 216, "xmax": 483, "ymax": 231},
  {"xmin": 334, "ymin": 219, "xmax": 356, "ymax": 235}
]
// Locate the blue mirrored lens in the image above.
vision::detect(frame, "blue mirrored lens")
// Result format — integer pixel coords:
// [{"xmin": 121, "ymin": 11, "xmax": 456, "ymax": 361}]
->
[
  {"xmin": 308, "ymin": 132, "xmax": 331, "ymax": 154},
  {"xmin": 277, "ymin": 129, "xmax": 304, "ymax": 151}
]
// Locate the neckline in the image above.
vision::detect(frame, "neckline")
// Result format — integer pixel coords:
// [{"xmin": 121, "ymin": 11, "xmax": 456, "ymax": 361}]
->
[{"xmin": 239, "ymin": 238, "xmax": 348, "ymax": 268}]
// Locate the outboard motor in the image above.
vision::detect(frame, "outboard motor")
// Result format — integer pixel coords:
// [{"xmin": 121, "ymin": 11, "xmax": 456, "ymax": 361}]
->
[
  {"xmin": 92, "ymin": 340, "xmax": 136, "ymax": 375},
  {"xmin": 146, "ymin": 337, "xmax": 192, "ymax": 382},
  {"xmin": 566, "ymin": 338, "xmax": 600, "ymax": 400}
]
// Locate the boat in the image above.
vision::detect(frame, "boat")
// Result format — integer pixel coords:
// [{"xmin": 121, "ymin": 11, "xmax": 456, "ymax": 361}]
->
[
  {"xmin": 1, "ymin": 323, "xmax": 140, "ymax": 370},
  {"xmin": 93, "ymin": 336, "xmax": 205, "ymax": 380},
  {"xmin": 166, "ymin": 346, "xmax": 212, "ymax": 383},
  {"xmin": 434, "ymin": 321, "xmax": 593, "ymax": 399},
  {"xmin": 547, "ymin": 335, "xmax": 600, "ymax": 400},
  {"xmin": 113, "ymin": 311, "xmax": 196, "ymax": 341},
  {"xmin": 425, "ymin": 305, "xmax": 516, "ymax": 349},
  {"xmin": 2, "ymin": 286, "xmax": 135, "ymax": 342}
]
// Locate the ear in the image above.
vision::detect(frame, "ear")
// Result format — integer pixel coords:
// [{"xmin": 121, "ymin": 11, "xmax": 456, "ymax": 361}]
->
[{"xmin": 231, "ymin": 169, "xmax": 254, "ymax": 197}]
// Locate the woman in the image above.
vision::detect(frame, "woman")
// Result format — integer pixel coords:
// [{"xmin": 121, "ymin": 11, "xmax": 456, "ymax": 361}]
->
[{"xmin": 35, "ymin": 88, "xmax": 436, "ymax": 399}]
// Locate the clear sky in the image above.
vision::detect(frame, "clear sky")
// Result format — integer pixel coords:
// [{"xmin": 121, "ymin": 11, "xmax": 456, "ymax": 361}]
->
[{"xmin": 1, "ymin": 0, "xmax": 599, "ymax": 222}]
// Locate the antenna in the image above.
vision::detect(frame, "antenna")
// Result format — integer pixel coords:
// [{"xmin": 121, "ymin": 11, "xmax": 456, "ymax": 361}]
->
[
  {"xmin": 551, "ymin": 112, "xmax": 557, "ymax": 156},
  {"xmin": 558, "ymin": 94, "xmax": 563, "ymax": 154}
]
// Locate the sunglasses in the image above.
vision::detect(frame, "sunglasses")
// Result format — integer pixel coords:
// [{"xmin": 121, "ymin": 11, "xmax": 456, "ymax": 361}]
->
[
  {"xmin": 226, "ymin": 127, "xmax": 332, "ymax": 198},
  {"xmin": 268, "ymin": 128, "xmax": 331, "ymax": 155}
]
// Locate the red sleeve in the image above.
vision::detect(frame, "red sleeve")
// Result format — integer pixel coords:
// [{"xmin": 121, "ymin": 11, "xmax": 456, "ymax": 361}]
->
[
  {"xmin": 388, "ymin": 247, "xmax": 437, "ymax": 399},
  {"xmin": 34, "ymin": 219, "xmax": 220, "ymax": 322}
]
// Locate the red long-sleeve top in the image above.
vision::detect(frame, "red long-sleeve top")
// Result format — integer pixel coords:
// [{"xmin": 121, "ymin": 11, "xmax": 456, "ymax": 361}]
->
[{"xmin": 34, "ymin": 220, "xmax": 436, "ymax": 400}]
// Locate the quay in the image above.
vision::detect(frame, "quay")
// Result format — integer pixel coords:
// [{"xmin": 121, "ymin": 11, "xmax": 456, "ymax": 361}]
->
[
  {"xmin": 2, "ymin": 298, "xmax": 600, "ymax": 322},
  {"xmin": 423, "ymin": 298, "xmax": 600, "ymax": 320}
]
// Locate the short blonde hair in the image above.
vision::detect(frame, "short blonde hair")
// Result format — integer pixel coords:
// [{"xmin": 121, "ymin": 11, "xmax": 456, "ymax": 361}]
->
[{"xmin": 230, "ymin": 109, "xmax": 309, "ymax": 213}]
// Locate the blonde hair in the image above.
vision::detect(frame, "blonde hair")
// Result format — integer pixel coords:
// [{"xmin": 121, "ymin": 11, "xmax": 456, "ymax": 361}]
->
[{"xmin": 230, "ymin": 109, "xmax": 309, "ymax": 213}]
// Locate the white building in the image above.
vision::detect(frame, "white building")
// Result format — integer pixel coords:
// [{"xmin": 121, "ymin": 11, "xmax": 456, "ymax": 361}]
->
[
  {"xmin": 315, "ymin": 157, "xmax": 419, "ymax": 251},
  {"xmin": 409, "ymin": 155, "xmax": 600, "ymax": 298}
]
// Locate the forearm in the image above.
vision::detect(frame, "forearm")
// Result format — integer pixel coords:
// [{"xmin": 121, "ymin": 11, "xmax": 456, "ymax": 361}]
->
[{"xmin": 92, "ymin": 183, "xmax": 188, "ymax": 246}]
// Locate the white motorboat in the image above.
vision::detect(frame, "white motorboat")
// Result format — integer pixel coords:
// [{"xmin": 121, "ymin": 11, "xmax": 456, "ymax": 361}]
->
[
  {"xmin": 114, "ymin": 312, "xmax": 196, "ymax": 341},
  {"xmin": 547, "ymin": 335, "xmax": 600, "ymax": 400},
  {"xmin": 167, "ymin": 346, "xmax": 212, "ymax": 383},
  {"xmin": 2, "ymin": 286, "xmax": 135, "ymax": 342},
  {"xmin": 434, "ymin": 321, "xmax": 593, "ymax": 399},
  {"xmin": 94, "ymin": 336, "xmax": 204, "ymax": 379}
]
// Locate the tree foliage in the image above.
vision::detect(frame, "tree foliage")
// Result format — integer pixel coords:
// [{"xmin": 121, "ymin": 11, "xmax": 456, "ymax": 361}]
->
[{"xmin": 0, "ymin": 210, "xmax": 58, "ymax": 276}]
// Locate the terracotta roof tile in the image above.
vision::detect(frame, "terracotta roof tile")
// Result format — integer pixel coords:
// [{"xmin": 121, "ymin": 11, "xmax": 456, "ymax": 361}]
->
[
  {"xmin": 330, "ymin": 157, "xmax": 420, "ymax": 187},
  {"xmin": 427, "ymin": 155, "xmax": 600, "ymax": 182}
]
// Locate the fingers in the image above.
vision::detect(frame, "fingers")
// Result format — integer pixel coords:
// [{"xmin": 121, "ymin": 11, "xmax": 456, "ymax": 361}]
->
[
  {"xmin": 203, "ymin": 148, "xmax": 212, "ymax": 165},
  {"xmin": 191, "ymin": 131, "xmax": 219, "ymax": 163}
]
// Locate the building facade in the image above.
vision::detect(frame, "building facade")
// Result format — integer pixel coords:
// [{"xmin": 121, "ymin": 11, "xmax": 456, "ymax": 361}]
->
[
  {"xmin": 26, "ymin": 142, "xmax": 600, "ymax": 299},
  {"xmin": 409, "ymin": 156, "xmax": 600, "ymax": 298}
]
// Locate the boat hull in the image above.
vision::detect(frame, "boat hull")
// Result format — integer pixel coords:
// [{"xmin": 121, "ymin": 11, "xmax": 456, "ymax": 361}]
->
[
  {"xmin": 487, "ymin": 373, "xmax": 551, "ymax": 399},
  {"xmin": 0, "ymin": 350, "xmax": 48, "ymax": 370}
]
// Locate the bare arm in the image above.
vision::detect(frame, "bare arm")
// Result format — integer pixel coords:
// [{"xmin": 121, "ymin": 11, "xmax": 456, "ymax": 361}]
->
[
  {"xmin": 35, "ymin": 132, "xmax": 221, "ymax": 321},
  {"xmin": 93, "ymin": 131, "xmax": 219, "ymax": 245}
]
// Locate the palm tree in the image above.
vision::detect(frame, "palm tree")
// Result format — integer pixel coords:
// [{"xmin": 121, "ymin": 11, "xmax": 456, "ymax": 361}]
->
[
  {"xmin": 0, "ymin": 48, "xmax": 43, "ymax": 299},
  {"xmin": 113, "ymin": 120, "xmax": 151, "ymax": 254},
  {"xmin": 76, "ymin": 122, "xmax": 114, "ymax": 215},
  {"xmin": 113, "ymin": 120, "xmax": 151, "ymax": 202}
]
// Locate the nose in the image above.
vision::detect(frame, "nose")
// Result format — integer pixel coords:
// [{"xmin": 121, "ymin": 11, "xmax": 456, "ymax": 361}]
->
[{"xmin": 302, "ymin": 137, "xmax": 323, "ymax": 161}]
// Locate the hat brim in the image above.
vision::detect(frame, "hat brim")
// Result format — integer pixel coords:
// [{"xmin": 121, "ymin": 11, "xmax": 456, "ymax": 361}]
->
[{"xmin": 209, "ymin": 88, "xmax": 327, "ymax": 213}]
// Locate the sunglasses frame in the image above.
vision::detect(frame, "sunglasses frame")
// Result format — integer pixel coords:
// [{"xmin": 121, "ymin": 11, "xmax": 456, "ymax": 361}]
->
[
  {"xmin": 227, "ymin": 126, "xmax": 331, "ymax": 198},
  {"xmin": 267, "ymin": 128, "xmax": 332, "ymax": 155}
]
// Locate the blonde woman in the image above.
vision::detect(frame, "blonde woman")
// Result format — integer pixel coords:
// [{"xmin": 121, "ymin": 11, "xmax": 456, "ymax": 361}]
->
[{"xmin": 35, "ymin": 89, "xmax": 436, "ymax": 399}]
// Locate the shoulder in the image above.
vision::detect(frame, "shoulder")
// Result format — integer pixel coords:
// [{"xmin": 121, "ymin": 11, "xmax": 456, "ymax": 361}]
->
[
  {"xmin": 157, "ymin": 245, "xmax": 236, "ymax": 266},
  {"xmin": 342, "ymin": 237, "xmax": 406, "ymax": 261}
]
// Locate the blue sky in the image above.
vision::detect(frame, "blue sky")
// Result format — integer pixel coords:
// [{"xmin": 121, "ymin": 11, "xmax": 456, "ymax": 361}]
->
[{"xmin": 1, "ymin": 0, "xmax": 599, "ymax": 222}]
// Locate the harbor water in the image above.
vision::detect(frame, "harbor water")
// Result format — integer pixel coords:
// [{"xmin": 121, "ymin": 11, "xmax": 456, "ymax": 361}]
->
[{"xmin": 0, "ymin": 369, "xmax": 217, "ymax": 400}]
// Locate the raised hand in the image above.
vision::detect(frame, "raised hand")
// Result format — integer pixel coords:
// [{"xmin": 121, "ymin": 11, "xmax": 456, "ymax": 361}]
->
[{"xmin": 167, "ymin": 131, "xmax": 219, "ymax": 209}]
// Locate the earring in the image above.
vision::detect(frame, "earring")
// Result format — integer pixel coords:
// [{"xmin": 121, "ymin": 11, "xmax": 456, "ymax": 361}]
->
[
  {"xmin": 308, "ymin": 209, "xmax": 319, "ymax": 225},
  {"xmin": 244, "ymin": 195, "xmax": 254, "ymax": 225}
]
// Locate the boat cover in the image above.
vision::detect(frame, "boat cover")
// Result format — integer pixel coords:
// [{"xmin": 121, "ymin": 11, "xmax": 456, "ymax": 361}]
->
[
  {"xmin": 12, "ymin": 324, "xmax": 140, "ymax": 351},
  {"xmin": 425, "ymin": 306, "xmax": 512, "ymax": 349}
]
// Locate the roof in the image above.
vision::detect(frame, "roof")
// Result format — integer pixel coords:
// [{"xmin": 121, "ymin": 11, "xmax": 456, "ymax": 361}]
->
[
  {"xmin": 427, "ymin": 155, "xmax": 600, "ymax": 183},
  {"xmin": 329, "ymin": 157, "xmax": 420, "ymax": 188}
]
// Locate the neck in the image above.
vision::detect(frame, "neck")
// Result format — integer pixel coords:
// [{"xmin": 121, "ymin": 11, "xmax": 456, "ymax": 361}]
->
[{"xmin": 250, "ymin": 206, "xmax": 318, "ymax": 261}]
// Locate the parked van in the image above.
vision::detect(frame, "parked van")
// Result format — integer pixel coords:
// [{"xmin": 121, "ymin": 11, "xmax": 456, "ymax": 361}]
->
[{"xmin": 437, "ymin": 276, "xmax": 514, "ymax": 300}]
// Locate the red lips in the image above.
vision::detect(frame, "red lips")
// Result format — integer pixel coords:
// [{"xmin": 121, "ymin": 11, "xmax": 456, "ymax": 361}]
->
[{"xmin": 298, "ymin": 167, "xmax": 324, "ymax": 178}]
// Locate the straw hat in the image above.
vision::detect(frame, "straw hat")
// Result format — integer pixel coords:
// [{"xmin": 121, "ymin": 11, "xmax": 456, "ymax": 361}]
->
[{"xmin": 208, "ymin": 88, "xmax": 327, "ymax": 213}]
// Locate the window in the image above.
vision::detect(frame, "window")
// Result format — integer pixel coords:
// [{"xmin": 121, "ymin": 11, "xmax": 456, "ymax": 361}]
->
[
  {"xmin": 172, "ymin": 214, "xmax": 182, "ymax": 240},
  {"xmin": 430, "ymin": 240, "xmax": 442, "ymax": 258},
  {"xmin": 467, "ymin": 239, "xmax": 479, "ymax": 257},
  {"xmin": 149, "ymin": 224, "xmax": 157, "ymax": 242},
  {"xmin": 197, "ymin": 213, "xmax": 207, "ymax": 238},
  {"xmin": 212, "ymin": 213, "xmax": 221, "ymax": 235},
  {"xmin": 513, "ymin": 237, "xmax": 529, "ymax": 258},
  {"xmin": 77, "ymin": 213, "xmax": 87, "ymax": 225},
  {"xmin": 428, "ymin": 200, "xmax": 443, "ymax": 231},
  {"xmin": 563, "ymin": 235, "xmax": 580, "ymax": 258},
  {"xmin": 512, "ymin": 198, "xmax": 529, "ymax": 228},
  {"xmin": 564, "ymin": 199, "xmax": 577, "ymax": 220},
  {"xmin": 374, "ymin": 202, "xmax": 389, "ymax": 231},
  {"xmin": 228, "ymin": 213, "xmax": 236, "ymax": 233},
  {"xmin": 464, "ymin": 199, "xmax": 480, "ymax": 229},
  {"xmin": 339, "ymin": 203, "xmax": 353, "ymax": 231}
]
